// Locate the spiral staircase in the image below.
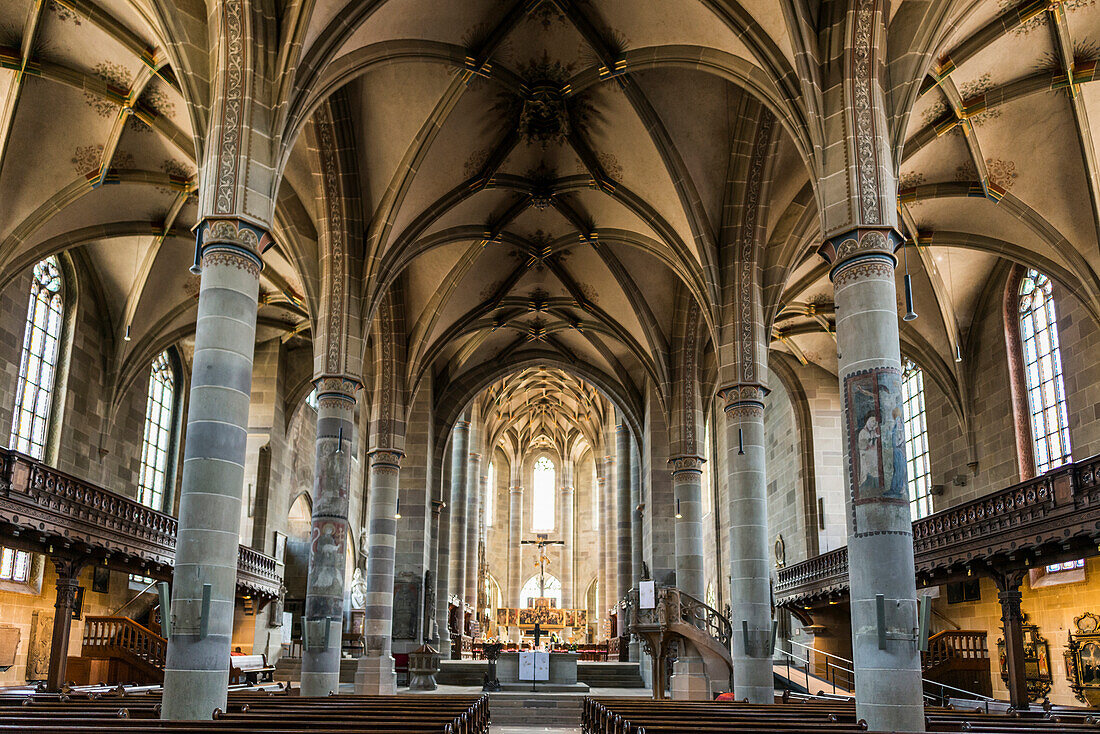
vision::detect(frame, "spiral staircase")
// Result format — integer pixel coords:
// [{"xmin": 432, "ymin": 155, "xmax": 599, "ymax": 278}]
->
[{"xmin": 624, "ymin": 586, "xmax": 733, "ymax": 699}]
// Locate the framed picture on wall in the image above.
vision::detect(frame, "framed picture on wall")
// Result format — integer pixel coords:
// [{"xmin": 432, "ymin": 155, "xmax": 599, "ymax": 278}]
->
[
  {"xmin": 71, "ymin": 586, "xmax": 85, "ymax": 620},
  {"xmin": 92, "ymin": 566, "xmax": 110, "ymax": 594},
  {"xmin": 273, "ymin": 531, "xmax": 287, "ymax": 565}
]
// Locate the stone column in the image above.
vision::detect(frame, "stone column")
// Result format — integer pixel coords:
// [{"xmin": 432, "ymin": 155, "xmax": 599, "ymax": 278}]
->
[
  {"xmin": 427, "ymin": 500, "xmax": 445, "ymax": 643},
  {"xmin": 669, "ymin": 454, "xmax": 707, "ymax": 699},
  {"xmin": 446, "ymin": 419, "xmax": 470, "ymax": 654},
  {"xmin": 508, "ymin": 462, "xmax": 524, "ymax": 642},
  {"xmin": 434, "ymin": 494, "xmax": 451, "ymax": 652},
  {"xmin": 46, "ymin": 557, "xmax": 85, "ymax": 691},
  {"xmin": 464, "ymin": 450, "xmax": 482, "ymax": 630},
  {"xmin": 820, "ymin": 228, "xmax": 923, "ymax": 729},
  {"xmin": 355, "ymin": 448, "xmax": 403, "ymax": 694},
  {"xmin": 993, "ymin": 570, "xmax": 1030, "ymax": 709},
  {"xmin": 616, "ymin": 425, "xmax": 633, "ymax": 606},
  {"xmin": 596, "ymin": 472, "xmax": 609, "ymax": 637},
  {"xmin": 720, "ymin": 385, "xmax": 772, "ymax": 703},
  {"xmin": 629, "ymin": 438, "xmax": 643, "ymax": 665},
  {"xmin": 558, "ymin": 462, "xmax": 575, "ymax": 609},
  {"xmin": 163, "ymin": 220, "xmax": 265, "ymax": 720},
  {"xmin": 300, "ymin": 380, "xmax": 358, "ymax": 696}
]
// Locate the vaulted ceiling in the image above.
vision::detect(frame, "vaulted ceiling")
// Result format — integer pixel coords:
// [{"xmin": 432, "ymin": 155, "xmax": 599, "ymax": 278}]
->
[{"xmin": 2, "ymin": 0, "xmax": 1098, "ymax": 435}]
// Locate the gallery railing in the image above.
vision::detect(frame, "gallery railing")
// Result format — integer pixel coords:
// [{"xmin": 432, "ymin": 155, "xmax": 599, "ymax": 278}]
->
[
  {"xmin": 0, "ymin": 447, "xmax": 282, "ymax": 599},
  {"xmin": 776, "ymin": 453, "xmax": 1100, "ymax": 606}
]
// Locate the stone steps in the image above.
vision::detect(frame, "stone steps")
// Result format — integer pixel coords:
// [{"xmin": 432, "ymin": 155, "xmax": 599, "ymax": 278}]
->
[
  {"xmin": 438, "ymin": 660, "xmax": 646, "ymax": 688},
  {"xmin": 488, "ymin": 693, "xmax": 583, "ymax": 727}
]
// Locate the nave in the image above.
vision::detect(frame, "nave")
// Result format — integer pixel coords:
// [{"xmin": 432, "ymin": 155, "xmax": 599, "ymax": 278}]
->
[{"xmin": 4, "ymin": 0, "xmax": 1100, "ymax": 731}]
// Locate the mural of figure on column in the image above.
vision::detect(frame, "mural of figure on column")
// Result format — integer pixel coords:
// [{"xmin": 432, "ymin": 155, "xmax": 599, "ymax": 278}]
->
[
  {"xmin": 163, "ymin": 219, "xmax": 270, "ymax": 720},
  {"xmin": 819, "ymin": 227, "xmax": 923, "ymax": 730},
  {"xmin": 300, "ymin": 377, "xmax": 359, "ymax": 696},
  {"xmin": 355, "ymin": 447, "xmax": 404, "ymax": 693}
]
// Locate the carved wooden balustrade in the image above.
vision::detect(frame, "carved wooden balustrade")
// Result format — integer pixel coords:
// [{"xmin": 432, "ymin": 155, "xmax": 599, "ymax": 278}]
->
[
  {"xmin": 777, "ymin": 454, "xmax": 1100, "ymax": 607},
  {"xmin": 82, "ymin": 616, "xmax": 167, "ymax": 669},
  {"xmin": 0, "ymin": 448, "xmax": 281, "ymax": 599}
]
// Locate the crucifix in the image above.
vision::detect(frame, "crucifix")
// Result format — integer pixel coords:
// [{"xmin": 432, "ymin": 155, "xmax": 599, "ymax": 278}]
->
[{"xmin": 521, "ymin": 534, "xmax": 564, "ymax": 600}]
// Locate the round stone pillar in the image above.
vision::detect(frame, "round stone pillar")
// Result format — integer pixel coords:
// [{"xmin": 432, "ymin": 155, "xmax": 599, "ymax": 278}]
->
[
  {"xmin": 300, "ymin": 379, "xmax": 359, "ymax": 696},
  {"xmin": 721, "ymin": 385, "xmax": 772, "ymax": 703},
  {"xmin": 447, "ymin": 419, "xmax": 470, "ymax": 645},
  {"xmin": 355, "ymin": 448, "xmax": 403, "ymax": 694},
  {"xmin": 428, "ymin": 499, "xmax": 445, "ymax": 643},
  {"xmin": 821, "ymin": 228, "xmax": 923, "ymax": 731},
  {"xmin": 163, "ymin": 220, "xmax": 265, "ymax": 720},
  {"xmin": 508, "ymin": 462, "xmax": 524, "ymax": 642},
  {"xmin": 558, "ymin": 465, "xmax": 575, "ymax": 609},
  {"xmin": 615, "ymin": 425, "xmax": 633, "ymax": 606},
  {"xmin": 669, "ymin": 454, "xmax": 707, "ymax": 699},
  {"xmin": 434, "ymin": 496, "xmax": 451, "ymax": 654},
  {"xmin": 464, "ymin": 450, "xmax": 482, "ymax": 623}
]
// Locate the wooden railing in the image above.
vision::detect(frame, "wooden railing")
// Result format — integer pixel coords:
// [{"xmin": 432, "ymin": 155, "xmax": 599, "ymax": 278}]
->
[
  {"xmin": 82, "ymin": 616, "xmax": 167, "ymax": 670},
  {"xmin": 922, "ymin": 630, "xmax": 988, "ymax": 672},
  {"xmin": 776, "ymin": 453, "xmax": 1100, "ymax": 605},
  {"xmin": 0, "ymin": 448, "xmax": 282, "ymax": 599}
]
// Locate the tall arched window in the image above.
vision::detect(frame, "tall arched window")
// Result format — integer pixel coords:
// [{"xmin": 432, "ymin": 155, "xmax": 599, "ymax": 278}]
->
[
  {"xmin": 138, "ymin": 351, "xmax": 177, "ymax": 511},
  {"xmin": 521, "ymin": 573, "xmax": 561, "ymax": 608},
  {"xmin": 532, "ymin": 455, "xmax": 556, "ymax": 532},
  {"xmin": 1019, "ymin": 269, "xmax": 1072, "ymax": 473},
  {"xmin": 484, "ymin": 462, "xmax": 495, "ymax": 527},
  {"xmin": 10, "ymin": 257, "xmax": 64, "ymax": 460},
  {"xmin": 900, "ymin": 358, "xmax": 933, "ymax": 519}
]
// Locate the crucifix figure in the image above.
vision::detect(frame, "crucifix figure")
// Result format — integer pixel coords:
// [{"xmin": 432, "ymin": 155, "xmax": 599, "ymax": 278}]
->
[
  {"xmin": 533, "ymin": 622, "xmax": 543, "ymax": 647},
  {"xmin": 522, "ymin": 534, "xmax": 564, "ymax": 601}
]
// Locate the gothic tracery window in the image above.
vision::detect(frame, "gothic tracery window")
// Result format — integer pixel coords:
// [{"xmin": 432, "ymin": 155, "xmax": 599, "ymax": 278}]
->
[
  {"xmin": 532, "ymin": 455, "xmax": 556, "ymax": 532},
  {"xmin": 1018, "ymin": 269, "xmax": 1072, "ymax": 473},
  {"xmin": 901, "ymin": 358, "xmax": 933, "ymax": 519},
  {"xmin": 10, "ymin": 257, "xmax": 64, "ymax": 460},
  {"xmin": 138, "ymin": 351, "xmax": 177, "ymax": 511}
]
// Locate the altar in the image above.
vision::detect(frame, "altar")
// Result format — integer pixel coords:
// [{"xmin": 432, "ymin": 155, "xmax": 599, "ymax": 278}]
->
[{"xmin": 496, "ymin": 651, "xmax": 587, "ymax": 692}]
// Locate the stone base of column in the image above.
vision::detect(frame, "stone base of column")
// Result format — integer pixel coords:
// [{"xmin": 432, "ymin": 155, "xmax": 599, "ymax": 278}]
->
[
  {"xmin": 162, "ymin": 667, "xmax": 228, "ymax": 720},
  {"xmin": 638, "ymin": 648, "xmax": 653, "ymax": 690},
  {"xmin": 356, "ymin": 655, "xmax": 397, "ymax": 694},
  {"xmin": 670, "ymin": 655, "xmax": 710, "ymax": 700},
  {"xmin": 856, "ymin": 666, "xmax": 925, "ymax": 733},
  {"xmin": 733, "ymin": 656, "xmax": 773, "ymax": 703},
  {"xmin": 300, "ymin": 670, "xmax": 340, "ymax": 697}
]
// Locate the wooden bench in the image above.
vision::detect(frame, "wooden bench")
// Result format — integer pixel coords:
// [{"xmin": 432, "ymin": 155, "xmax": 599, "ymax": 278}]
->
[
  {"xmin": 0, "ymin": 692, "xmax": 489, "ymax": 734},
  {"xmin": 228, "ymin": 655, "xmax": 274, "ymax": 686}
]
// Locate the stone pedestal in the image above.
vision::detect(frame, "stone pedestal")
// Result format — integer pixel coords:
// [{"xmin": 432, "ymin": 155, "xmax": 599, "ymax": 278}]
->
[
  {"xmin": 355, "ymin": 654, "xmax": 396, "ymax": 694},
  {"xmin": 670, "ymin": 653, "xmax": 710, "ymax": 700},
  {"xmin": 408, "ymin": 644, "xmax": 441, "ymax": 691}
]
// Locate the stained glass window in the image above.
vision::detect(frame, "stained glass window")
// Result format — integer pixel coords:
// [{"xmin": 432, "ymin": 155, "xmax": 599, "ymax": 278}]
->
[
  {"xmin": 901, "ymin": 358, "xmax": 933, "ymax": 519},
  {"xmin": 532, "ymin": 456, "xmax": 555, "ymax": 532},
  {"xmin": 0, "ymin": 547, "xmax": 30, "ymax": 583},
  {"xmin": 1019, "ymin": 270, "xmax": 1072, "ymax": 473},
  {"xmin": 10, "ymin": 257, "xmax": 64, "ymax": 459},
  {"xmin": 138, "ymin": 352, "xmax": 176, "ymax": 511}
]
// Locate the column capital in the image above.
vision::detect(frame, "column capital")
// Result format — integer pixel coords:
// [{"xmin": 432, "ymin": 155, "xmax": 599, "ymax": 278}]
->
[
  {"xmin": 368, "ymin": 448, "xmax": 404, "ymax": 471},
  {"xmin": 196, "ymin": 218, "xmax": 272, "ymax": 276},
  {"xmin": 454, "ymin": 419, "xmax": 470, "ymax": 429},
  {"xmin": 818, "ymin": 226, "xmax": 903, "ymax": 281},
  {"xmin": 558, "ymin": 485, "xmax": 575, "ymax": 494},
  {"xmin": 431, "ymin": 500, "xmax": 446, "ymax": 515},
  {"xmin": 668, "ymin": 454, "xmax": 706, "ymax": 477},
  {"xmin": 717, "ymin": 383, "xmax": 768, "ymax": 416},
  {"xmin": 509, "ymin": 484, "xmax": 524, "ymax": 494},
  {"xmin": 313, "ymin": 374, "xmax": 362, "ymax": 397},
  {"xmin": 468, "ymin": 452, "xmax": 481, "ymax": 461}
]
